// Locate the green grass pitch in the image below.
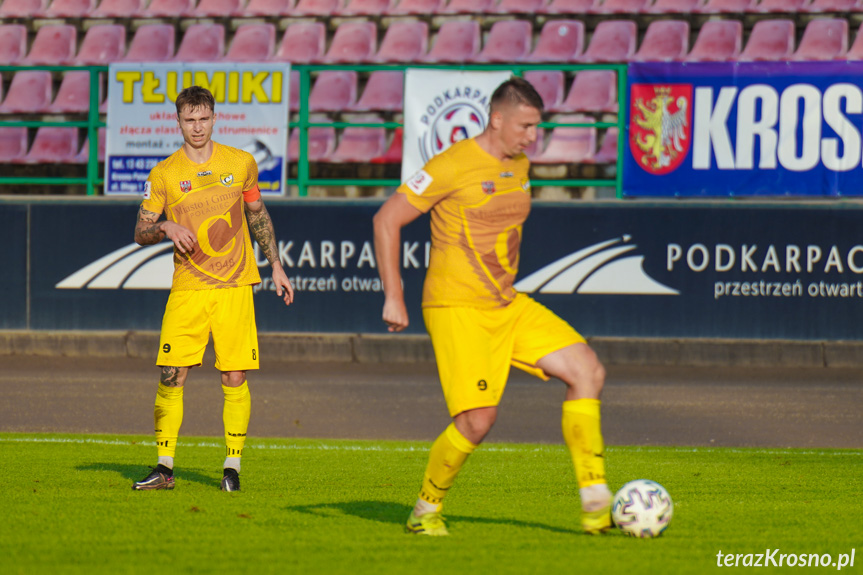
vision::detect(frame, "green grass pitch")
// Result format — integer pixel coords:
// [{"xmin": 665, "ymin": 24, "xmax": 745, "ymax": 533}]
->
[{"xmin": 2, "ymin": 433, "xmax": 860, "ymax": 574}]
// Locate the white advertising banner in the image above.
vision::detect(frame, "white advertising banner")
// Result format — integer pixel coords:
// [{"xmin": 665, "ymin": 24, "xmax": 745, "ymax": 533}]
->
[
  {"xmin": 401, "ymin": 69, "xmax": 512, "ymax": 181},
  {"xmin": 105, "ymin": 62, "xmax": 290, "ymax": 196}
]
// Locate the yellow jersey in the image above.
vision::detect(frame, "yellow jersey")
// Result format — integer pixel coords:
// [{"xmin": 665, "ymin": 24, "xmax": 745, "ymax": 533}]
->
[
  {"xmin": 141, "ymin": 141, "xmax": 262, "ymax": 291},
  {"xmin": 398, "ymin": 138, "xmax": 532, "ymax": 308}
]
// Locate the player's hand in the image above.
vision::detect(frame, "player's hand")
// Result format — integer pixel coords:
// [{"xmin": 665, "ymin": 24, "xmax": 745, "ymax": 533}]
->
[
  {"xmin": 162, "ymin": 221, "xmax": 197, "ymax": 254},
  {"xmin": 272, "ymin": 264, "xmax": 294, "ymax": 306},
  {"xmin": 382, "ymin": 297, "xmax": 409, "ymax": 332}
]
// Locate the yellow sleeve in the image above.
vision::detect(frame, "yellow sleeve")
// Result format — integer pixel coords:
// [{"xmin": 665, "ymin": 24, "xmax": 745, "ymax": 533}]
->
[
  {"xmin": 140, "ymin": 166, "xmax": 166, "ymax": 216},
  {"xmin": 396, "ymin": 152, "xmax": 456, "ymax": 214},
  {"xmin": 243, "ymin": 151, "xmax": 259, "ymax": 192}
]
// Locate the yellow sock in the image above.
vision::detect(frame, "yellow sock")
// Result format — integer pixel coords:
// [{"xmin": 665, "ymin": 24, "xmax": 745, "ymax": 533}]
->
[
  {"xmin": 418, "ymin": 423, "xmax": 477, "ymax": 508},
  {"xmin": 223, "ymin": 381, "xmax": 251, "ymax": 457},
  {"xmin": 562, "ymin": 399, "xmax": 607, "ymax": 488},
  {"xmin": 154, "ymin": 384, "xmax": 184, "ymax": 458}
]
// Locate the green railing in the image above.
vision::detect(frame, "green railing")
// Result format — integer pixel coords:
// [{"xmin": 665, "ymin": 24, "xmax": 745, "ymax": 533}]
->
[{"xmin": 0, "ymin": 63, "xmax": 627, "ymax": 198}]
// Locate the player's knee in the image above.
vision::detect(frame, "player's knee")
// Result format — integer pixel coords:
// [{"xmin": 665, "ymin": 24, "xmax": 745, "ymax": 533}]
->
[
  {"xmin": 160, "ymin": 366, "xmax": 188, "ymax": 387},
  {"xmin": 563, "ymin": 346, "xmax": 605, "ymax": 396},
  {"xmin": 456, "ymin": 408, "xmax": 496, "ymax": 443},
  {"xmin": 221, "ymin": 370, "xmax": 247, "ymax": 387}
]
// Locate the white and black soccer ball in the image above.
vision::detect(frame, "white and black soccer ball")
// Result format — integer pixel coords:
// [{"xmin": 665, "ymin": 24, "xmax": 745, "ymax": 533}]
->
[{"xmin": 611, "ymin": 479, "xmax": 673, "ymax": 538}]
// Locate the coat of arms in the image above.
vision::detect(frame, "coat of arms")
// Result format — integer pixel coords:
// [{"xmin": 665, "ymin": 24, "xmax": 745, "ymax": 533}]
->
[{"xmin": 629, "ymin": 84, "xmax": 692, "ymax": 175}]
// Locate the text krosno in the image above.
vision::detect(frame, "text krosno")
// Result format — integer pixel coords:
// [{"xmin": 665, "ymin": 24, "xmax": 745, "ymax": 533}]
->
[
  {"xmin": 716, "ymin": 548, "xmax": 855, "ymax": 570},
  {"xmin": 114, "ymin": 70, "xmax": 284, "ymax": 104}
]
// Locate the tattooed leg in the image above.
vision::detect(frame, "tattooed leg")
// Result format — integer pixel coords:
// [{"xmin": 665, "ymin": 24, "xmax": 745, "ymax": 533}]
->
[{"xmin": 160, "ymin": 366, "xmax": 190, "ymax": 387}]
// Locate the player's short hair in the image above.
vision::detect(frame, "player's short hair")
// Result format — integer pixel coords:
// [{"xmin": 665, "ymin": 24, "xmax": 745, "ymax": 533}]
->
[
  {"xmin": 490, "ymin": 77, "xmax": 544, "ymax": 114},
  {"xmin": 175, "ymin": 86, "xmax": 215, "ymax": 116}
]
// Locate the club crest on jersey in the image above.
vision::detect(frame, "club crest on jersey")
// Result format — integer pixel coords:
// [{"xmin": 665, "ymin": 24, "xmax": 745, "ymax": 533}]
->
[
  {"xmin": 629, "ymin": 84, "xmax": 692, "ymax": 176},
  {"xmin": 481, "ymin": 180, "xmax": 496, "ymax": 195},
  {"xmin": 520, "ymin": 178, "xmax": 531, "ymax": 192},
  {"xmin": 179, "ymin": 180, "xmax": 191, "ymax": 193},
  {"xmin": 220, "ymin": 173, "xmax": 234, "ymax": 187}
]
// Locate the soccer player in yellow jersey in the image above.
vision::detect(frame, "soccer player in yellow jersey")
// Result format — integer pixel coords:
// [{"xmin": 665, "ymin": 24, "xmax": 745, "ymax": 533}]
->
[
  {"xmin": 373, "ymin": 77, "xmax": 612, "ymax": 535},
  {"xmin": 132, "ymin": 86, "xmax": 293, "ymax": 492}
]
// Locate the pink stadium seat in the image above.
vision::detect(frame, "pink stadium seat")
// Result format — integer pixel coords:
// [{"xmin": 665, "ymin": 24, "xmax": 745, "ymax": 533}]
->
[
  {"xmin": 20, "ymin": 127, "xmax": 79, "ymax": 164},
  {"xmin": 76, "ymin": 25, "xmax": 126, "ymax": 65},
  {"xmin": 685, "ymin": 19, "xmax": 742, "ymax": 61},
  {"xmin": 340, "ymin": 0, "xmax": 394, "ymax": 13},
  {"xmin": 90, "ymin": 0, "xmax": 146, "ymax": 17},
  {"xmin": 527, "ymin": 20, "xmax": 584, "ymax": 62},
  {"xmin": 309, "ymin": 71, "xmax": 357, "ymax": 112},
  {"xmin": 524, "ymin": 127, "xmax": 545, "ymax": 160},
  {"xmin": 441, "ymin": 0, "xmax": 495, "ymax": 13},
  {"xmin": 351, "ymin": 70, "xmax": 404, "ymax": 112},
  {"xmin": 532, "ymin": 114, "xmax": 595, "ymax": 164},
  {"xmin": 633, "ymin": 19, "xmax": 689, "ymax": 61},
  {"xmin": 325, "ymin": 116, "xmax": 387, "ymax": 163},
  {"xmin": 293, "ymin": 0, "xmax": 342, "ymax": 14},
  {"xmin": 371, "ymin": 127, "xmax": 402, "ymax": 164},
  {"xmin": 0, "ymin": 71, "xmax": 52, "ymax": 114},
  {"xmin": 423, "ymin": 20, "xmax": 480, "ymax": 62},
  {"xmin": 804, "ymin": 0, "xmax": 860, "ymax": 11},
  {"xmin": 493, "ymin": 0, "xmax": 546, "ymax": 12},
  {"xmin": 739, "ymin": 19, "xmax": 795, "ymax": 61},
  {"xmin": 524, "ymin": 71, "xmax": 564, "ymax": 110},
  {"xmin": 581, "ymin": 20, "xmax": 637, "ymax": 62},
  {"xmin": 754, "ymin": 0, "xmax": 810, "ymax": 11},
  {"xmin": 124, "ymin": 24, "xmax": 175, "ymax": 62},
  {"xmin": 375, "ymin": 20, "xmax": 428, "ymax": 63},
  {"xmin": 193, "ymin": 0, "xmax": 245, "ymax": 16},
  {"xmin": 647, "ymin": 0, "xmax": 703, "ymax": 12},
  {"xmin": 386, "ymin": 0, "xmax": 444, "ymax": 12},
  {"xmin": 289, "ymin": 120, "xmax": 336, "ymax": 162},
  {"xmin": 225, "ymin": 23, "xmax": 276, "ymax": 62},
  {"xmin": 42, "ymin": 0, "xmax": 96, "ymax": 17},
  {"xmin": 275, "ymin": 22, "xmax": 326, "ymax": 63},
  {"xmin": 73, "ymin": 128, "xmax": 106, "ymax": 164},
  {"xmin": 474, "ymin": 20, "xmax": 532, "ymax": 62},
  {"xmin": 323, "ymin": 21, "xmax": 377, "ymax": 63},
  {"xmin": 539, "ymin": 0, "xmax": 598, "ymax": 13},
  {"xmin": 289, "ymin": 70, "xmax": 299, "ymax": 111},
  {"xmin": 793, "ymin": 18, "xmax": 848, "ymax": 60},
  {"xmin": 550, "ymin": 70, "xmax": 617, "ymax": 113},
  {"xmin": 0, "ymin": 127, "xmax": 28, "ymax": 163},
  {"xmin": 591, "ymin": 127, "xmax": 618, "ymax": 164},
  {"xmin": 174, "ymin": 24, "xmax": 225, "ymax": 62},
  {"xmin": 0, "ymin": 0, "xmax": 48, "ymax": 17},
  {"xmin": 23, "ymin": 25, "xmax": 77, "ymax": 65},
  {"xmin": 244, "ymin": 0, "xmax": 294, "ymax": 15},
  {"xmin": 847, "ymin": 22, "xmax": 863, "ymax": 59},
  {"xmin": 143, "ymin": 0, "xmax": 195, "ymax": 17},
  {"xmin": 48, "ymin": 71, "xmax": 101, "ymax": 113},
  {"xmin": 697, "ymin": 0, "xmax": 756, "ymax": 12},
  {"xmin": 591, "ymin": 0, "xmax": 652, "ymax": 13},
  {"xmin": 0, "ymin": 25, "xmax": 27, "ymax": 65}
]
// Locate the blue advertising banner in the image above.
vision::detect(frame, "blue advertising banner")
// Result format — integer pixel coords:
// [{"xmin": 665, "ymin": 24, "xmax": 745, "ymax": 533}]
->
[
  {"xmin": 625, "ymin": 62, "xmax": 863, "ymax": 197},
  {"xmin": 1, "ymin": 203, "xmax": 27, "ymax": 329}
]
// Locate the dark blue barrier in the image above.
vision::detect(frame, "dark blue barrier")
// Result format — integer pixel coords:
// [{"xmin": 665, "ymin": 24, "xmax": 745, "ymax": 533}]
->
[
  {"xmin": 6, "ymin": 200, "xmax": 863, "ymax": 340},
  {"xmin": 1, "ymin": 203, "xmax": 27, "ymax": 329}
]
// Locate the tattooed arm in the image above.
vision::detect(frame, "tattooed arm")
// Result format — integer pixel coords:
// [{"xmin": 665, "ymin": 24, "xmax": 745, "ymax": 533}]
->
[
  {"xmin": 134, "ymin": 206, "xmax": 197, "ymax": 254},
  {"xmin": 245, "ymin": 198, "xmax": 294, "ymax": 305}
]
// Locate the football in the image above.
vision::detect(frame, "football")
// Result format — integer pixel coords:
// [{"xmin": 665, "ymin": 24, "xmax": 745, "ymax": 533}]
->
[{"xmin": 611, "ymin": 479, "xmax": 674, "ymax": 538}]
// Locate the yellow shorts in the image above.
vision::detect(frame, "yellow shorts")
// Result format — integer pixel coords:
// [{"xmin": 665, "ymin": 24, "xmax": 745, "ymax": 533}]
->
[
  {"xmin": 422, "ymin": 293, "xmax": 585, "ymax": 417},
  {"xmin": 156, "ymin": 285, "xmax": 259, "ymax": 372}
]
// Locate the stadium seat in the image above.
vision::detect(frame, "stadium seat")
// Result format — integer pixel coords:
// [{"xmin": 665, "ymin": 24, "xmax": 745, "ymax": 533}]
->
[
  {"xmin": 753, "ymin": 0, "xmax": 810, "ymax": 11},
  {"xmin": 527, "ymin": 20, "xmax": 584, "ymax": 62},
  {"xmin": 225, "ymin": 23, "xmax": 276, "ymax": 62},
  {"xmin": 846, "ymin": 22, "xmax": 863, "ymax": 59},
  {"xmin": 293, "ymin": 0, "xmax": 342, "ymax": 15},
  {"xmin": 633, "ymin": 19, "xmax": 689, "ymax": 61},
  {"xmin": 804, "ymin": 0, "xmax": 859, "ymax": 11},
  {"xmin": 375, "ymin": 20, "xmax": 428, "ymax": 63},
  {"xmin": 0, "ymin": 0, "xmax": 48, "ymax": 18},
  {"xmin": 351, "ymin": 70, "xmax": 404, "ymax": 112},
  {"xmin": 340, "ymin": 0, "xmax": 395, "ymax": 14},
  {"xmin": 423, "ymin": 20, "xmax": 481, "ymax": 62},
  {"xmin": 371, "ymin": 127, "xmax": 402, "ymax": 164},
  {"xmin": 244, "ymin": 0, "xmax": 294, "ymax": 15},
  {"xmin": 0, "ymin": 127, "xmax": 28, "ymax": 163},
  {"xmin": 739, "ymin": 19, "xmax": 795, "ymax": 61},
  {"xmin": 23, "ymin": 25, "xmax": 77, "ymax": 65},
  {"xmin": 591, "ymin": 0, "xmax": 652, "ymax": 13},
  {"xmin": 48, "ymin": 71, "xmax": 101, "ymax": 113},
  {"xmin": 73, "ymin": 128, "xmax": 106, "ymax": 164},
  {"xmin": 289, "ymin": 70, "xmax": 299, "ymax": 111},
  {"xmin": 493, "ymin": 0, "xmax": 546, "ymax": 12},
  {"xmin": 275, "ymin": 22, "xmax": 326, "ymax": 63},
  {"xmin": 323, "ymin": 21, "xmax": 377, "ymax": 63},
  {"xmin": 793, "ymin": 18, "xmax": 847, "ymax": 60},
  {"xmin": 42, "ymin": 0, "xmax": 96, "ymax": 17},
  {"xmin": 193, "ymin": 0, "xmax": 246, "ymax": 16},
  {"xmin": 696, "ymin": 0, "xmax": 757, "ymax": 12},
  {"xmin": 580, "ymin": 20, "xmax": 637, "ymax": 63},
  {"xmin": 143, "ymin": 0, "xmax": 195, "ymax": 17},
  {"xmin": 441, "ymin": 0, "xmax": 496, "ymax": 13},
  {"xmin": 524, "ymin": 71, "xmax": 564, "ymax": 110},
  {"xmin": 685, "ymin": 19, "xmax": 742, "ymax": 61},
  {"xmin": 76, "ymin": 25, "xmax": 126, "ymax": 65},
  {"xmin": 288, "ymin": 119, "xmax": 336, "ymax": 162},
  {"xmin": 539, "ymin": 0, "xmax": 598, "ymax": 13},
  {"xmin": 124, "ymin": 24, "xmax": 175, "ymax": 62},
  {"xmin": 0, "ymin": 25, "xmax": 27, "ymax": 66},
  {"xmin": 532, "ymin": 114, "xmax": 595, "ymax": 164},
  {"xmin": 524, "ymin": 127, "xmax": 544, "ymax": 160},
  {"xmin": 309, "ymin": 70, "xmax": 358, "ymax": 112},
  {"xmin": 90, "ymin": 0, "xmax": 146, "ymax": 17},
  {"xmin": 20, "ymin": 127, "xmax": 79, "ymax": 164},
  {"xmin": 550, "ymin": 70, "xmax": 617, "ymax": 113},
  {"xmin": 386, "ymin": 0, "xmax": 444, "ymax": 12},
  {"xmin": 474, "ymin": 20, "xmax": 532, "ymax": 62},
  {"xmin": 646, "ymin": 0, "xmax": 703, "ymax": 12},
  {"xmin": 325, "ymin": 116, "xmax": 387, "ymax": 163},
  {"xmin": 174, "ymin": 24, "xmax": 225, "ymax": 62},
  {"xmin": 0, "ymin": 71, "xmax": 53, "ymax": 114},
  {"xmin": 591, "ymin": 127, "xmax": 618, "ymax": 164}
]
